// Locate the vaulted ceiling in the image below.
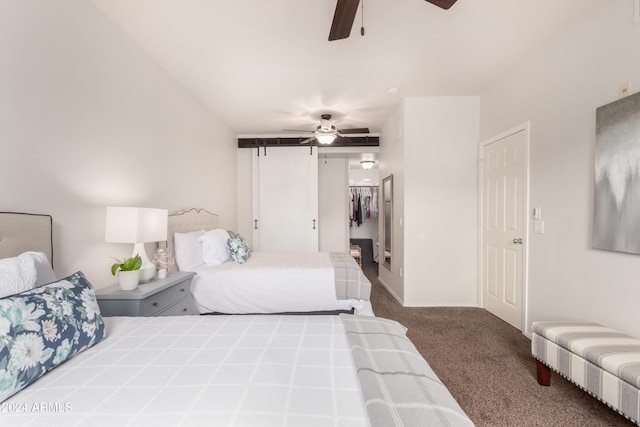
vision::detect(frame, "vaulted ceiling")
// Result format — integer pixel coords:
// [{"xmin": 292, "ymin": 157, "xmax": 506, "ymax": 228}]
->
[{"xmin": 90, "ymin": 0, "xmax": 605, "ymax": 136}]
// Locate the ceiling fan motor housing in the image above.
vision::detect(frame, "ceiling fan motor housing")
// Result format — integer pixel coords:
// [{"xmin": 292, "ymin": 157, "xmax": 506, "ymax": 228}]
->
[
  {"xmin": 319, "ymin": 119, "xmax": 335, "ymax": 132},
  {"xmin": 318, "ymin": 114, "xmax": 335, "ymax": 132}
]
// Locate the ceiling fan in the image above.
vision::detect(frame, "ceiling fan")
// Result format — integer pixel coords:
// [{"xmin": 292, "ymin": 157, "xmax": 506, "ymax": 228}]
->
[
  {"xmin": 329, "ymin": 0, "xmax": 458, "ymax": 41},
  {"xmin": 284, "ymin": 114, "xmax": 370, "ymax": 145}
]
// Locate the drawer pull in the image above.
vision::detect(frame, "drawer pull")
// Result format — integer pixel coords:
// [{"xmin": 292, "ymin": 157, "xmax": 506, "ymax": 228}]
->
[
  {"xmin": 152, "ymin": 302, "xmax": 158, "ymax": 307},
  {"xmin": 182, "ymin": 308, "xmax": 187, "ymax": 312},
  {"xmin": 180, "ymin": 288, "xmax": 185, "ymax": 292}
]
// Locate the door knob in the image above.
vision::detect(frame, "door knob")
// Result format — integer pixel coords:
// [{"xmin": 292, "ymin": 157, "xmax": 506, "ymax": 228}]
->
[{"xmin": 513, "ymin": 238, "xmax": 523, "ymax": 244}]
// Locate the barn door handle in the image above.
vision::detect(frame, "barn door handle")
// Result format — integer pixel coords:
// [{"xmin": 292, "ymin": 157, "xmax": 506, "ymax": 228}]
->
[
  {"xmin": 254, "ymin": 219, "xmax": 259, "ymax": 230},
  {"xmin": 312, "ymin": 219, "xmax": 316, "ymax": 230}
]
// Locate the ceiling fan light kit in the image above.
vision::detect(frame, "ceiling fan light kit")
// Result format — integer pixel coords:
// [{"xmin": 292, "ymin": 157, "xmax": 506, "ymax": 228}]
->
[{"xmin": 316, "ymin": 134, "xmax": 337, "ymax": 144}]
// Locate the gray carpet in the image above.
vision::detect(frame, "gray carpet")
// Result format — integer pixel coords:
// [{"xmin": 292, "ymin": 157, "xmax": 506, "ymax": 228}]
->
[{"xmin": 364, "ymin": 264, "xmax": 635, "ymax": 427}]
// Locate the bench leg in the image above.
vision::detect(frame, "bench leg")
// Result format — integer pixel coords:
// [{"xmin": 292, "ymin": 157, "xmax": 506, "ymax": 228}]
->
[{"xmin": 536, "ymin": 360, "xmax": 551, "ymax": 386}]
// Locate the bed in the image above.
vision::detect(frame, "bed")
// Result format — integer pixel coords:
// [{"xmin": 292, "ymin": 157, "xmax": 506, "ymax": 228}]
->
[
  {"xmin": 0, "ymin": 212, "xmax": 474, "ymax": 427},
  {"xmin": 167, "ymin": 209, "xmax": 374, "ymax": 316}
]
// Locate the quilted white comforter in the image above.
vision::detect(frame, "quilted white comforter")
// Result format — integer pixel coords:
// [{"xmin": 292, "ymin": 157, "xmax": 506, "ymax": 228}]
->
[
  {"xmin": 1, "ymin": 315, "xmax": 369, "ymax": 426},
  {"xmin": 191, "ymin": 252, "xmax": 373, "ymax": 315}
]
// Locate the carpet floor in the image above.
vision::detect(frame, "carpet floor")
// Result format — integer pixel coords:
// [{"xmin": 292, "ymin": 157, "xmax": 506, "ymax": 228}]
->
[{"xmin": 363, "ymin": 264, "xmax": 635, "ymax": 427}]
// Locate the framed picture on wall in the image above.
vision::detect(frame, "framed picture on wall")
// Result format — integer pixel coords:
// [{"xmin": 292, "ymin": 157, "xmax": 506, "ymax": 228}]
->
[{"xmin": 592, "ymin": 91, "xmax": 640, "ymax": 254}]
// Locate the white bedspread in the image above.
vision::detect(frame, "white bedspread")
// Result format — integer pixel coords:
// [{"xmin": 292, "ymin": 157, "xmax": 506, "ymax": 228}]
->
[
  {"xmin": 1, "ymin": 316, "xmax": 369, "ymax": 427},
  {"xmin": 191, "ymin": 252, "xmax": 373, "ymax": 315}
]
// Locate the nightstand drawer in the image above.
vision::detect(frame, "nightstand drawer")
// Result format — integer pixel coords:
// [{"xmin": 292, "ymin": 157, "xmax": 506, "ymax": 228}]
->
[
  {"xmin": 142, "ymin": 280, "xmax": 191, "ymax": 315},
  {"xmin": 158, "ymin": 299, "xmax": 197, "ymax": 316}
]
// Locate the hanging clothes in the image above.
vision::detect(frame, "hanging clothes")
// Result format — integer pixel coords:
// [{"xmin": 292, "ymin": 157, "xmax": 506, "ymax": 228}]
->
[{"xmin": 349, "ymin": 186, "xmax": 378, "ymax": 226}]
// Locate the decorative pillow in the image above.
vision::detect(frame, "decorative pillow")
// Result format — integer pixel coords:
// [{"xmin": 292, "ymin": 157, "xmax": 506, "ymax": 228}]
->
[
  {"xmin": 0, "ymin": 253, "xmax": 38, "ymax": 298},
  {"xmin": 174, "ymin": 231, "xmax": 205, "ymax": 271},
  {"xmin": 0, "ymin": 271, "xmax": 107, "ymax": 403},
  {"xmin": 227, "ymin": 234, "xmax": 251, "ymax": 264},
  {"xmin": 198, "ymin": 229, "xmax": 231, "ymax": 265}
]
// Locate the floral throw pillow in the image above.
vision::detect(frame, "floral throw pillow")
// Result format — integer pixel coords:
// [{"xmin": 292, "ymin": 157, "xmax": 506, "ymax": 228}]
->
[
  {"xmin": 227, "ymin": 234, "xmax": 251, "ymax": 264},
  {"xmin": 0, "ymin": 271, "xmax": 107, "ymax": 402}
]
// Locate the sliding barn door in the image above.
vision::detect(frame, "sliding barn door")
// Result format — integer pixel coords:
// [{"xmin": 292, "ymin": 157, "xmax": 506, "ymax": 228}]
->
[{"xmin": 254, "ymin": 147, "xmax": 318, "ymax": 252}]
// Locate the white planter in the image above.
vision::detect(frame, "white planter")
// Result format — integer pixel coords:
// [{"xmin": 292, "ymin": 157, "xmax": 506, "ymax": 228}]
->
[{"xmin": 118, "ymin": 270, "xmax": 140, "ymax": 291}]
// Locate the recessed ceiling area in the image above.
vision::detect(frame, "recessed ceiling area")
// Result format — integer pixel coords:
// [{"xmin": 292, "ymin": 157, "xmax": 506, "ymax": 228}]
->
[{"xmin": 89, "ymin": 0, "xmax": 605, "ymax": 136}]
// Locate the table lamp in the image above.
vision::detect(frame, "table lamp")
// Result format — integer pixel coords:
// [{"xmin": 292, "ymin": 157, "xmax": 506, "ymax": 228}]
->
[{"xmin": 105, "ymin": 207, "xmax": 168, "ymax": 282}]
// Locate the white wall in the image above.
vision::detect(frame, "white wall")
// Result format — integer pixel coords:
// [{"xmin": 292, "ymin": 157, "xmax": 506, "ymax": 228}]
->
[
  {"xmin": 379, "ymin": 104, "xmax": 405, "ymax": 301},
  {"xmin": 480, "ymin": 1, "xmax": 640, "ymax": 337},
  {"xmin": 236, "ymin": 149, "xmax": 254, "ymax": 246},
  {"xmin": 349, "ymin": 217, "xmax": 379, "ymax": 242},
  {"xmin": 403, "ymin": 97, "xmax": 479, "ymax": 306},
  {"xmin": 319, "ymin": 158, "xmax": 349, "ymax": 252},
  {"xmin": 0, "ymin": 0, "xmax": 237, "ymax": 288}
]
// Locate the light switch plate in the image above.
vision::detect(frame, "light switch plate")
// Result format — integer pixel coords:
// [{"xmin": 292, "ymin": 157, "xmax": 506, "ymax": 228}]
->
[{"xmin": 533, "ymin": 220, "xmax": 545, "ymax": 234}]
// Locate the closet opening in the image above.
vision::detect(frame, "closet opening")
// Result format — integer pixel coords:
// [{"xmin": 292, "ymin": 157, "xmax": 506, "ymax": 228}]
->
[{"xmin": 349, "ymin": 159, "xmax": 379, "ymax": 266}]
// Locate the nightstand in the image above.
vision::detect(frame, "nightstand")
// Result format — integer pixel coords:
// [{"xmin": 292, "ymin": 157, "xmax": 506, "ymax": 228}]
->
[{"xmin": 95, "ymin": 271, "xmax": 197, "ymax": 317}]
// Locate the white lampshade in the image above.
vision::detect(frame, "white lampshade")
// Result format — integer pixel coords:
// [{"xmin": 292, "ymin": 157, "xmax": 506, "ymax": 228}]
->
[
  {"xmin": 316, "ymin": 134, "xmax": 336, "ymax": 144},
  {"xmin": 105, "ymin": 207, "xmax": 167, "ymax": 243},
  {"xmin": 105, "ymin": 207, "xmax": 168, "ymax": 282}
]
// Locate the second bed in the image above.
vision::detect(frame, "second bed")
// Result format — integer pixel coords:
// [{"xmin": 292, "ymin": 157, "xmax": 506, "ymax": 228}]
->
[{"xmin": 167, "ymin": 209, "xmax": 373, "ymax": 316}]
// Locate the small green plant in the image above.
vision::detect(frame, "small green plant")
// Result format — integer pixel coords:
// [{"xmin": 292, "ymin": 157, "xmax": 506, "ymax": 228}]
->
[{"xmin": 111, "ymin": 254, "xmax": 142, "ymax": 276}]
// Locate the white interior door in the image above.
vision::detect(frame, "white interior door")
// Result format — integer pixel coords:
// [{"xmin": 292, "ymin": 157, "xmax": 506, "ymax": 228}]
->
[
  {"xmin": 481, "ymin": 128, "xmax": 527, "ymax": 330},
  {"xmin": 255, "ymin": 147, "xmax": 318, "ymax": 252}
]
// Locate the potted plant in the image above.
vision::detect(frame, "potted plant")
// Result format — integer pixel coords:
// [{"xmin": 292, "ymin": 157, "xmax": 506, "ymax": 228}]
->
[{"xmin": 111, "ymin": 254, "xmax": 142, "ymax": 290}]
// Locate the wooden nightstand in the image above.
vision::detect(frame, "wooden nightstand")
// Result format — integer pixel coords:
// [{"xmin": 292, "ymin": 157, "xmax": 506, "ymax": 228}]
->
[{"xmin": 95, "ymin": 271, "xmax": 197, "ymax": 317}]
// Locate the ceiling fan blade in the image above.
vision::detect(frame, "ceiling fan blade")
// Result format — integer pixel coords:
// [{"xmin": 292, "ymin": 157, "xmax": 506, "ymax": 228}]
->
[
  {"xmin": 335, "ymin": 134, "xmax": 352, "ymax": 144},
  {"xmin": 300, "ymin": 137, "xmax": 316, "ymax": 144},
  {"xmin": 425, "ymin": 0, "xmax": 458, "ymax": 10},
  {"xmin": 283, "ymin": 129, "xmax": 314, "ymax": 133},
  {"xmin": 329, "ymin": 0, "xmax": 360, "ymax": 41},
  {"xmin": 339, "ymin": 127, "xmax": 370, "ymax": 134}
]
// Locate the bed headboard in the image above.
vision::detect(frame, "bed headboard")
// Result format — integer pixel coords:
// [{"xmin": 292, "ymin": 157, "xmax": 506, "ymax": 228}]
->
[
  {"xmin": 0, "ymin": 212, "xmax": 53, "ymax": 266},
  {"xmin": 167, "ymin": 208, "xmax": 219, "ymax": 270}
]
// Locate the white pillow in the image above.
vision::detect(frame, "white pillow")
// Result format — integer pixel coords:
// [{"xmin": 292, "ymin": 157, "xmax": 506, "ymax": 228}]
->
[
  {"xmin": 25, "ymin": 251, "xmax": 56, "ymax": 287},
  {"xmin": 174, "ymin": 231, "xmax": 205, "ymax": 271},
  {"xmin": 198, "ymin": 229, "xmax": 231, "ymax": 265},
  {"xmin": 0, "ymin": 252, "xmax": 38, "ymax": 298}
]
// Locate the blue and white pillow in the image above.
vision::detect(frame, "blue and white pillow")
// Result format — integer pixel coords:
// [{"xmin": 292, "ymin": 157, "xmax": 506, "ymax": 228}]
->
[
  {"xmin": 0, "ymin": 271, "xmax": 107, "ymax": 402},
  {"xmin": 227, "ymin": 234, "xmax": 251, "ymax": 264}
]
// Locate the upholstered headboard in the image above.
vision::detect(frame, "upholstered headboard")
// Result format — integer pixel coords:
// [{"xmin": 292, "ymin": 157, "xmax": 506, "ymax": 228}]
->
[
  {"xmin": 167, "ymin": 208, "xmax": 219, "ymax": 270},
  {"xmin": 0, "ymin": 212, "xmax": 53, "ymax": 266}
]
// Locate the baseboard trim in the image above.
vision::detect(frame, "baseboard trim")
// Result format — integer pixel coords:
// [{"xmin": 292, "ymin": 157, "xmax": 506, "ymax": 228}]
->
[
  {"xmin": 402, "ymin": 303, "xmax": 480, "ymax": 308},
  {"xmin": 377, "ymin": 276, "xmax": 404, "ymax": 305}
]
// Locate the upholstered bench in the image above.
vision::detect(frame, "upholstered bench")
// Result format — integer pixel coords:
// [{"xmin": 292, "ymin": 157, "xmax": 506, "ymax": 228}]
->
[{"xmin": 532, "ymin": 321, "xmax": 640, "ymax": 425}]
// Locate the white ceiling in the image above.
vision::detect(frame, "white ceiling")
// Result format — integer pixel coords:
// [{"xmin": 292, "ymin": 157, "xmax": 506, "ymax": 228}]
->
[{"xmin": 89, "ymin": 0, "xmax": 605, "ymax": 136}]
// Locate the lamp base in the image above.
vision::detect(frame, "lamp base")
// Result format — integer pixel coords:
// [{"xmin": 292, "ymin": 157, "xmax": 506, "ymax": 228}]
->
[{"xmin": 132, "ymin": 243, "xmax": 156, "ymax": 283}]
